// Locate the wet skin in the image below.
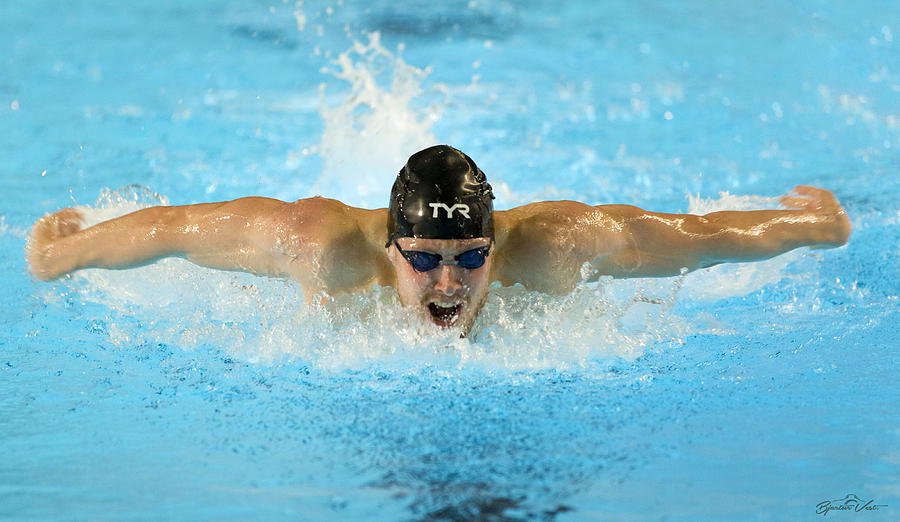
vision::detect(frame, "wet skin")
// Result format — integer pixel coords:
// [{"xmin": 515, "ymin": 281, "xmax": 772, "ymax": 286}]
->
[
  {"xmin": 387, "ymin": 237, "xmax": 493, "ymax": 335},
  {"xmin": 27, "ymin": 186, "xmax": 850, "ymax": 339}
]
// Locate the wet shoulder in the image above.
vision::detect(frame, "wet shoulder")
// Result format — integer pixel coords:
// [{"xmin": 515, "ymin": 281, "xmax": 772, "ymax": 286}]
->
[
  {"xmin": 262, "ymin": 197, "xmax": 377, "ymax": 237},
  {"xmin": 492, "ymin": 201, "xmax": 619, "ymax": 294},
  {"xmin": 494, "ymin": 200, "xmax": 598, "ymax": 233},
  {"xmin": 265, "ymin": 197, "xmax": 391, "ymax": 294}
]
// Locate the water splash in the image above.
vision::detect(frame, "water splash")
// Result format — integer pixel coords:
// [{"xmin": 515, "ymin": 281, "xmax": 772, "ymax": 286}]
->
[
  {"xmin": 0, "ymin": 216, "xmax": 28, "ymax": 239},
  {"xmin": 79, "ymin": 185, "xmax": 170, "ymax": 228},
  {"xmin": 312, "ymin": 32, "xmax": 442, "ymax": 207},
  {"xmin": 56, "ymin": 186, "xmax": 812, "ymax": 372}
]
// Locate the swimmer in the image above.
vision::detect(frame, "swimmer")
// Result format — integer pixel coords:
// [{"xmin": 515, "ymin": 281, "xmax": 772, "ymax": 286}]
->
[{"xmin": 27, "ymin": 145, "xmax": 851, "ymax": 335}]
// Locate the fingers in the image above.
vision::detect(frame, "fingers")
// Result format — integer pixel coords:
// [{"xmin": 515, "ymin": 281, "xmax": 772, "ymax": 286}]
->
[
  {"xmin": 777, "ymin": 185, "xmax": 850, "ymax": 248},
  {"xmin": 26, "ymin": 208, "xmax": 85, "ymax": 281},
  {"xmin": 791, "ymin": 185, "xmax": 819, "ymax": 195},
  {"xmin": 25, "ymin": 234, "xmax": 53, "ymax": 281},
  {"xmin": 791, "ymin": 185, "xmax": 835, "ymax": 199},
  {"xmin": 782, "ymin": 185, "xmax": 840, "ymax": 210},
  {"xmin": 55, "ymin": 208, "xmax": 84, "ymax": 237},
  {"xmin": 779, "ymin": 195, "xmax": 810, "ymax": 209},
  {"xmin": 31, "ymin": 208, "xmax": 84, "ymax": 243}
]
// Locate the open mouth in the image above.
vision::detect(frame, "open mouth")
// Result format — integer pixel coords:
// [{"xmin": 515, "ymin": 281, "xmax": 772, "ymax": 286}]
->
[{"xmin": 427, "ymin": 302, "xmax": 461, "ymax": 327}]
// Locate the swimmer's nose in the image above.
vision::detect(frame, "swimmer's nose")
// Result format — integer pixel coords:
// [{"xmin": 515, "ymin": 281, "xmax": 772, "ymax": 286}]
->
[{"xmin": 433, "ymin": 265, "xmax": 462, "ymax": 296}]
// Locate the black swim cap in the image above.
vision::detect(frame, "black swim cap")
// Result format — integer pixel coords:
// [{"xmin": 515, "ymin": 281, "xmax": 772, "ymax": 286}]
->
[{"xmin": 386, "ymin": 145, "xmax": 494, "ymax": 246}]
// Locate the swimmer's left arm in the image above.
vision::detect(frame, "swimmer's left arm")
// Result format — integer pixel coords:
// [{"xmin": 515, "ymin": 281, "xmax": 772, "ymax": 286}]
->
[
  {"xmin": 494, "ymin": 186, "xmax": 849, "ymax": 292},
  {"xmin": 590, "ymin": 185, "xmax": 851, "ymax": 278}
]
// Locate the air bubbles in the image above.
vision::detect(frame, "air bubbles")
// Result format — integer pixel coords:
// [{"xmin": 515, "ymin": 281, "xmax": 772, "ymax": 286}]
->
[
  {"xmin": 772, "ymin": 102, "xmax": 783, "ymax": 118},
  {"xmin": 293, "ymin": 1, "xmax": 306, "ymax": 32}
]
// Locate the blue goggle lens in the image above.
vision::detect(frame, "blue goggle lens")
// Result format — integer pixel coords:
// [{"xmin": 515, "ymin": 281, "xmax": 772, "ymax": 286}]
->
[
  {"xmin": 396, "ymin": 243, "xmax": 490, "ymax": 272},
  {"xmin": 456, "ymin": 247, "xmax": 489, "ymax": 269}
]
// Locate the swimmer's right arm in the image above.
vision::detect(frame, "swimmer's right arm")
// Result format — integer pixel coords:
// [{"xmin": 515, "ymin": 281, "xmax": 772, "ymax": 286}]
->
[{"xmin": 26, "ymin": 197, "xmax": 290, "ymax": 281}]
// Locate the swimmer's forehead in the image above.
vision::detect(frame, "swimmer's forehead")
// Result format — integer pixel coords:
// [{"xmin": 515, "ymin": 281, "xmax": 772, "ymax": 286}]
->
[{"xmin": 397, "ymin": 236, "xmax": 491, "ymax": 253}]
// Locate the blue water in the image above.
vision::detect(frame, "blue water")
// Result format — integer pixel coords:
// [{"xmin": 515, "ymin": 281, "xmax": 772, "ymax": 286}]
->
[{"xmin": 2, "ymin": 1, "xmax": 899, "ymax": 520}]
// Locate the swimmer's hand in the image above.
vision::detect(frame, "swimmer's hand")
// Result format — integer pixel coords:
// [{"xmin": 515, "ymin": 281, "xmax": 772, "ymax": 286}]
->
[
  {"xmin": 779, "ymin": 185, "xmax": 852, "ymax": 248},
  {"xmin": 26, "ymin": 208, "xmax": 86, "ymax": 280}
]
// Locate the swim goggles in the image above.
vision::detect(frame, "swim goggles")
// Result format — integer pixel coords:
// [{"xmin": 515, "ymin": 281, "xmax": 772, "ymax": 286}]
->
[{"xmin": 393, "ymin": 241, "xmax": 491, "ymax": 272}]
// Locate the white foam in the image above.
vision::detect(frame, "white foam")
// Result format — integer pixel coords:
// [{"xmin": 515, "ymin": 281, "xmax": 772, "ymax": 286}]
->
[
  {"xmin": 312, "ymin": 32, "xmax": 440, "ymax": 208},
  {"xmin": 72, "ymin": 263, "xmax": 684, "ymax": 372},
  {"xmin": 79, "ymin": 185, "xmax": 170, "ymax": 227}
]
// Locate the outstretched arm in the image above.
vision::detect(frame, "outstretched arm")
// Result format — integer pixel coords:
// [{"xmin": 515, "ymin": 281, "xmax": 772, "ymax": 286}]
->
[
  {"xmin": 27, "ymin": 197, "xmax": 290, "ymax": 281},
  {"xmin": 596, "ymin": 185, "xmax": 851, "ymax": 277},
  {"xmin": 494, "ymin": 186, "xmax": 851, "ymax": 293}
]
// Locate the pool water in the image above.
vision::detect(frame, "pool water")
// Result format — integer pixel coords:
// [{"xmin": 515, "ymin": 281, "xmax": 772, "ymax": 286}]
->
[{"xmin": 2, "ymin": 0, "xmax": 899, "ymax": 520}]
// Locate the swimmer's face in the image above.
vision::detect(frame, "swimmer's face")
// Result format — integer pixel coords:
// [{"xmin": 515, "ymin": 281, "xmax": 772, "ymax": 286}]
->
[{"xmin": 388, "ymin": 237, "xmax": 493, "ymax": 335}]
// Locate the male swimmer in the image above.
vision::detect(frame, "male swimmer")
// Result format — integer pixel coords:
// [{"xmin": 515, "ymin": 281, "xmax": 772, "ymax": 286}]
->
[{"xmin": 27, "ymin": 145, "xmax": 851, "ymax": 335}]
